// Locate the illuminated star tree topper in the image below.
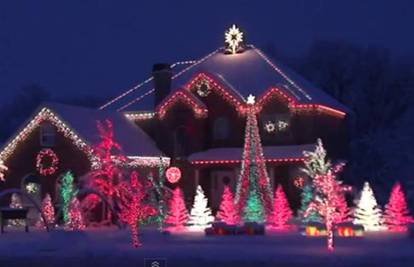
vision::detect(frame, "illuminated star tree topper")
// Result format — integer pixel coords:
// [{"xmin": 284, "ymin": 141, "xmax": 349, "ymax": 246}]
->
[{"xmin": 225, "ymin": 24, "xmax": 244, "ymax": 54}]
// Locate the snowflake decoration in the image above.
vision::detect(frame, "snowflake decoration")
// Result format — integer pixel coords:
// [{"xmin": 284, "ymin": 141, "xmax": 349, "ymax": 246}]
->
[
  {"xmin": 277, "ymin": 120, "xmax": 289, "ymax": 131},
  {"xmin": 264, "ymin": 120, "xmax": 289, "ymax": 133},
  {"xmin": 225, "ymin": 24, "xmax": 244, "ymax": 54},
  {"xmin": 264, "ymin": 121, "xmax": 276, "ymax": 133},
  {"xmin": 26, "ymin": 183, "xmax": 40, "ymax": 194}
]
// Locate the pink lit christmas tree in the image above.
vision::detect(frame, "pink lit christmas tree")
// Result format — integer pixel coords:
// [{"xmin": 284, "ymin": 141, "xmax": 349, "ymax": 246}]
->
[
  {"xmin": 38, "ymin": 194, "xmax": 55, "ymax": 228},
  {"xmin": 384, "ymin": 182, "xmax": 413, "ymax": 232},
  {"xmin": 165, "ymin": 187, "xmax": 189, "ymax": 230},
  {"xmin": 66, "ymin": 197, "xmax": 85, "ymax": 231},
  {"xmin": 335, "ymin": 192, "xmax": 351, "ymax": 224},
  {"xmin": 216, "ymin": 186, "xmax": 240, "ymax": 225},
  {"xmin": 269, "ymin": 185, "xmax": 293, "ymax": 230},
  {"xmin": 235, "ymin": 98, "xmax": 273, "ymax": 222}
]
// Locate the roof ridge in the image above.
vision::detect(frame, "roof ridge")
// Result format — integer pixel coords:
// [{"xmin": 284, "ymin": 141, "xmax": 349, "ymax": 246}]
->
[
  {"xmin": 249, "ymin": 45, "xmax": 312, "ymax": 101},
  {"xmin": 117, "ymin": 48, "xmax": 223, "ymax": 111}
]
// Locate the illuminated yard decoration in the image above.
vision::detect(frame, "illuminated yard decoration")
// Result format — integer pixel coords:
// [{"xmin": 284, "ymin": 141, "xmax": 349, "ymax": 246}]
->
[
  {"xmin": 61, "ymin": 171, "xmax": 77, "ymax": 225},
  {"xmin": 118, "ymin": 171, "xmax": 157, "ymax": 247},
  {"xmin": 269, "ymin": 185, "xmax": 293, "ymax": 230},
  {"xmin": 216, "ymin": 185, "xmax": 240, "ymax": 225},
  {"xmin": 166, "ymin": 167, "xmax": 181, "ymax": 184},
  {"xmin": 8, "ymin": 193, "xmax": 25, "ymax": 227},
  {"xmin": 353, "ymin": 182, "xmax": 384, "ymax": 231},
  {"xmin": 38, "ymin": 194, "xmax": 55, "ymax": 228},
  {"xmin": 235, "ymin": 101, "xmax": 273, "ymax": 222},
  {"xmin": 225, "ymin": 24, "xmax": 244, "ymax": 54},
  {"xmin": 303, "ymin": 139, "xmax": 349, "ymax": 251},
  {"xmin": 0, "ymin": 160, "xmax": 8, "ymax": 181},
  {"xmin": 36, "ymin": 149, "xmax": 59, "ymax": 176},
  {"xmin": 82, "ymin": 120, "xmax": 128, "ymax": 225},
  {"xmin": 67, "ymin": 197, "xmax": 85, "ymax": 231},
  {"xmin": 384, "ymin": 182, "xmax": 413, "ymax": 232},
  {"xmin": 165, "ymin": 187, "xmax": 189, "ymax": 230},
  {"xmin": 189, "ymin": 186, "xmax": 214, "ymax": 230}
]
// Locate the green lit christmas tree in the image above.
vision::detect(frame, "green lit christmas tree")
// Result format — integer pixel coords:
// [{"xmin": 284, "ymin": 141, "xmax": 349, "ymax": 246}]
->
[
  {"xmin": 61, "ymin": 171, "xmax": 77, "ymax": 225},
  {"xmin": 235, "ymin": 97, "xmax": 273, "ymax": 222}
]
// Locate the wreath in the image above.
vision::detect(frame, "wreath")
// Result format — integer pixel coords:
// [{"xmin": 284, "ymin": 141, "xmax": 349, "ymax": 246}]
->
[{"xmin": 36, "ymin": 149, "xmax": 59, "ymax": 176}]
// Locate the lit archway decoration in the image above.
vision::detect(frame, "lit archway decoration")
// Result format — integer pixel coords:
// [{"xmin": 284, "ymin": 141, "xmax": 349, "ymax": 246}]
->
[
  {"xmin": 166, "ymin": 167, "xmax": 181, "ymax": 184},
  {"xmin": 36, "ymin": 149, "xmax": 59, "ymax": 176}
]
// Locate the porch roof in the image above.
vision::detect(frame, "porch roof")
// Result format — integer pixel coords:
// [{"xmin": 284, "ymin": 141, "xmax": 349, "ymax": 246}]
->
[{"xmin": 188, "ymin": 144, "xmax": 315, "ymax": 165}]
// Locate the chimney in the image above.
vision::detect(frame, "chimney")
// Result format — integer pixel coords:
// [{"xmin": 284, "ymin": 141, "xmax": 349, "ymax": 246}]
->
[{"xmin": 152, "ymin": 63, "xmax": 172, "ymax": 108}]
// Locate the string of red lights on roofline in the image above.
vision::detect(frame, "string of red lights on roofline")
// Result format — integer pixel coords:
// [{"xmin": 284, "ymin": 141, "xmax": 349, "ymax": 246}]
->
[
  {"xmin": 190, "ymin": 157, "xmax": 304, "ymax": 166},
  {"xmin": 156, "ymin": 90, "xmax": 208, "ymax": 119}
]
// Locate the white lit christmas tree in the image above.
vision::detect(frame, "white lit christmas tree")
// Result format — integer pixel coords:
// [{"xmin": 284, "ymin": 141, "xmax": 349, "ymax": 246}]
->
[
  {"xmin": 353, "ymin": 182, "xmax": 384, "ymax": 231},
  {"xmin": 189, "ymin": 185, "xmax": 214, "ymax": 230}
]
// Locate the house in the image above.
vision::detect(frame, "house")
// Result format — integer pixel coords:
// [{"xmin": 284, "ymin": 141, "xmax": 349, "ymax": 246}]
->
[
  {"xmin": 0, "ymin": 26, "xmax": 349, "ymax": 211},
  {"xmin": 0, "ymin": 103, "xmax": 168, "ymax": 206}
]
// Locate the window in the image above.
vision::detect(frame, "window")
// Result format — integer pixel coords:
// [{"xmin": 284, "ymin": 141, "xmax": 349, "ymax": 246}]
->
[
  {"xmin": 40, "ymin": 123, "xmax": 55, "ymax": 147},
  {"xmin": 213, "ymin": 117, "xmax": 230, "ymax": 140}
]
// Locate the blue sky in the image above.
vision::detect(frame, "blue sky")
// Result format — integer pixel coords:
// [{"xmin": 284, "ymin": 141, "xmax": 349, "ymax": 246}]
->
[{"xmin": 1, "ymin": 0, "xmax": 413, "ymax": 104}]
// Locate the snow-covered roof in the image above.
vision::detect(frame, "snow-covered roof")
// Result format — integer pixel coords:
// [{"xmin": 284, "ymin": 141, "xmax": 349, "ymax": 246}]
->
[
  {"xmin": 188, "ymin": 144, "xmax": 315, "ymax": 165},
  {"xmin": 0, "ymin": 102, "xmax": 165, "ymax": 162},
  {"xmin": 101, "ymin": 45, "xmax": 348, "ymax": 114},
  {"xmin": 43, "ymin": 103, "xmax": 164, "ymax": 157}
]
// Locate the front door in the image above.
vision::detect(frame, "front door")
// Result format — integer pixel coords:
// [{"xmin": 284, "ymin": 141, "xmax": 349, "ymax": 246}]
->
[{"xmin": 211, "ymin": 170, "xmax": 236, "ymax": 210}]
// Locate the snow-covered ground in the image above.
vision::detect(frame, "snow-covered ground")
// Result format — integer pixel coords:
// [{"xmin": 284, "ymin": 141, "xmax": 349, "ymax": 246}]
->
[{"xmin": 0, "ymin": 227, "xmax": 413, "ymax": 267}]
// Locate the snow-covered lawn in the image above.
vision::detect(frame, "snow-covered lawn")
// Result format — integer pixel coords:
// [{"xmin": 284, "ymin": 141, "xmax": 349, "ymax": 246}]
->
[{"xmin": 0, "ymin": 227, "xmax": 413, "ymax": 267}]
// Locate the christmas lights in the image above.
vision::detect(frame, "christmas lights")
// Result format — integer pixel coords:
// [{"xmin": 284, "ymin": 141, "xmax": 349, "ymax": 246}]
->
[
  {"xmin": 384, "ymin": 182, "xmax": 413, "ymax": 232},
  {"xmin": 66, "ymin": 197, "xmax": 85, "ymax": 231},
  {"xmin": 185, "ymin": 72, "xmax": 246, "ymax": 114},
  {"xmin": 61, "ymin": 171, "xmax": 77, "ymax": 225},
  {"xmin": 0, "ymin": 108, "xmax": 93, "ymax": 168},
  {"xmin": 118, "ymin": 171, "xmax": 157, "ymax": 247},
  {"xmin": 269, "ymin": 185, "xmax": 293, "ymax": 229},
  {"xmin": 216, "ymin": 185, "xmax": 240, "ymax": 225},
  {"xmin": 165, "ymin": 187, "xmax": 189, "ymax": 230},
  {"xmin": 116, "ymin": 49, "xmax": 222, "ymax": 111},
  {"xmin": 157, "ymin": 89, "xmax": 208, "ymax": 119},
  {"xmin": 37, "ymin": 194, "xmax": 55, "ymax": 228},
  {"xmin": 165, "ymin": 167, "xmax": 181, "ymax": 184},
  {"xmin": 36, "ymin": 149, "xmax": 59, "ymax": 176},
  {"xmin": 225, "ymin": 24, "xmax": 244, "ymax": 54},
  {"xmin": 235, "ymin": 105, "xmax": 273, "ymax": 222},
  {"xmin": 189, "ymin": 186, "xmax": 214, "ymax": 230},
  {"xmin": 190, "ymin": 157, "xmax": 304, "ymax": 166},
  {"xmin": 303, "ymin": 139, "xmax": 349, "ymax": 251},
  {"xmin": 256, "ymin": 87, "xmax": 346, "ymax": 118},
  {"xmin": 196, "ymin": 80, "xmax": 211, "ymax": 97},
  {"xmin": 0, "ymin": 160, "xmax": 8, "ymax": 181},
  {"xmin": 353, "ymin": 182, "xmax": 384, "ymax": 231},
  {"xmin": 124, "ymin": 112, "xmax": 155, "ymax": 121}
]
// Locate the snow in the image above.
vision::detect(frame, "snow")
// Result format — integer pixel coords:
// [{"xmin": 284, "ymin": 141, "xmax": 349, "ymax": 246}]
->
[
  {"xmin": 188, "ymin": 144, "xmax": 315, "ymax": 162},
  {"xmin": 24, "ymin": 102, "xmax": 163, "ymax": 158},
  {"xmin": 0, "ymin": 227, "xmax": 413, "ymax": 267},
  {"xmin": 105, "ymin": 47, "xmax": 349, "ymax": 113}
]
